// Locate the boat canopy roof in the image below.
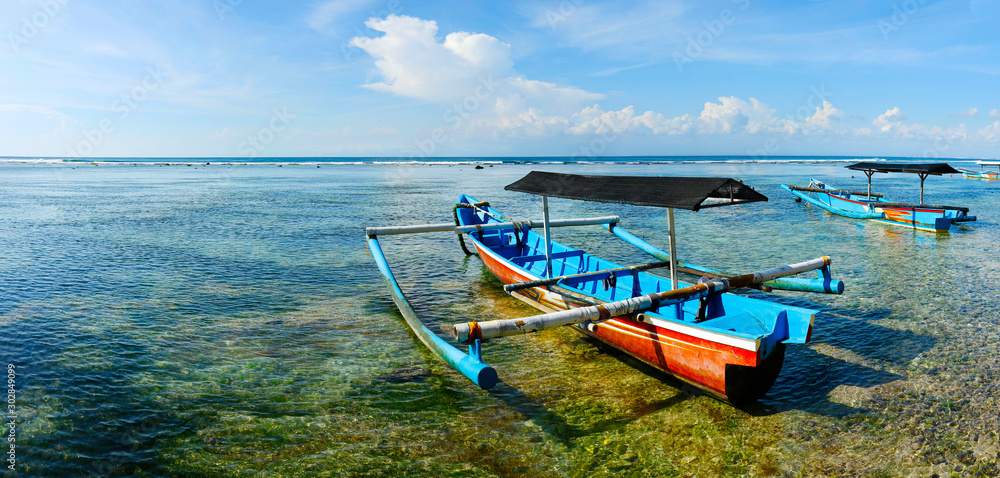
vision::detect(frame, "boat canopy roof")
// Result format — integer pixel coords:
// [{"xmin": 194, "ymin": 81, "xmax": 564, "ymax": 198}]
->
[
  {"xmin": 846, "ymin": 162, "xmax": 960, "ymax": 175},
  {"xmin": 976, "ymin": 161, "xmax": 1000, "ymax": 166},
  {"xmin": 504, "ymin": 171, "xmax": 768, "ymax": 211}
]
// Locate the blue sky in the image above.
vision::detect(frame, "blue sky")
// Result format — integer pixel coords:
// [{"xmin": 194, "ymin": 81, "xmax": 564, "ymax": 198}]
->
[{"xmin": 2, "ymin": 0, "xmax": 999, "ymax": 158}]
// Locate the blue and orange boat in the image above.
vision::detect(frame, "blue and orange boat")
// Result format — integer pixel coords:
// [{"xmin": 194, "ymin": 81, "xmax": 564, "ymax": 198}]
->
[
  {"xmin": 959, "ymin": 161, "xmax": 1000, "ymax": 180},
  {"xmin": 367, "ymin": 172, "xmax": 844, "ymax": 404},
  {"xmin": 781, "ymin": 162, "xmax": 976, "ymax": 233}
]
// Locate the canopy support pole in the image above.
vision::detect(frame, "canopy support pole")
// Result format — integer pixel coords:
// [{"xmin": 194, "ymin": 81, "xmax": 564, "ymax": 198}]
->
[
  {"xmin": 864, "ymin": 170, "xmax": 874, "ymax": 200},
  {"xmin": 542, "ymin": 195, "xmax": 553, "ymax": 279},
  {"xmin": 667, "ymin": 207, "xmax": 681, "ymax": 320},
  {"xmin": 667, "ymin": 208, "xmax": 679, "ymax": 291},
  {"xmin": 918, "ymin": 173, "xmax": 927, "ymax": 204}
]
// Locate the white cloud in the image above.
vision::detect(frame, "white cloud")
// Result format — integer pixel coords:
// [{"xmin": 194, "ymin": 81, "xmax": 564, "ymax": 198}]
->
[
  {"xmin": 952, "ymin": 107, "xmax": 979, "ymax": 117},
  {"xmin": 476, "ymin": 96, "xmax": 804, "ymax": 138},
  {"xmin": 348, "ymin": 16, "xmax": 999, "ymax": 153},
  {"xmin": 869, "ymin": 106, "xmax": 972, "ymax": 145},
  {"xmin": 350, "ymin": 15, "xmax": 516, "ymax": 103},
  {"xmin": 804, "ymin": 101, "xmax": 844, "ymax": 131},
  {"xmin": 990, "ymin": 109, "xmax": 1000, "ymax": 119},
  {"xmin": 696, "ymin": 96, "xmax": 809, "ymax": 135},
  {"xmin": 873, "ymin": 107, "xmax": 905, "ymax": 132},
  {"xmin": 698, "ymin": 97, "xmax": 750, "ymax": 134},
  {"xmin": 566, "ymin": 105, "xmax": 683, "ymax": 135},
  {"xmin": 490, "ymin": 107, "xmax": 570, "ymax": 137},
  {"xmin": 470, "ymin": 95, "xmax": 850, "ymax": 140},
  {"xmin": 979, "ymin": 121, "xmax": 1000, "ymax": 142},
  {"xmin": 350, "ymin": 15, "xmax": 604, "ymax": 115},
  {"xmin": 473, "ymin": 103, "xmax": 681, "ymax": 137}
]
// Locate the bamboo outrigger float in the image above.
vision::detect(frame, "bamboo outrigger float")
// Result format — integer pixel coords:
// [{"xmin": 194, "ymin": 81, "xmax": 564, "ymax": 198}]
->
[
  {"xmin": 958, "ymin": 161, "xmax": 1000, "ymax": 180},
  {"xmin": 367, "ymin": 172, "xmax": 845, "ymax": 404},
  {"xmin": 781, "ymin": 162, "xmax": 976, "ymax": 233}
]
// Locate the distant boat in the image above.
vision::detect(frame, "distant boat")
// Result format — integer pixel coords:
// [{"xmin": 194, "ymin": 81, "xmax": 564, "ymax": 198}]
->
[
  {"xmin": 958, "ymin": 161, "xmax": 1000, "ymax": 180},
  {"xmin": 367, "ymin": 172, "xmax": 845, "ymax": 405},
  {"xmin": 781, "ymin": 162, "xmax": 976, "ymax": 233}
]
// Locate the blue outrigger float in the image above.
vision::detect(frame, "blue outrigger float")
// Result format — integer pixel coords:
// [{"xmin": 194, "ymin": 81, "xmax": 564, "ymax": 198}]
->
[
  {"xmin": 781, "ymin": 162, "xmax": 976, "ymax": 233},
  {"xmin": 367, "ymin": 172, "xmax": 844, "ymax": 404}
]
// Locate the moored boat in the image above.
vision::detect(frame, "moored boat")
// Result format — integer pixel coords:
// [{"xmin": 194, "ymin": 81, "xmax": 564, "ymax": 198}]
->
[
  {"xmin": 959, "ymin": 161, "xmax": 1000, "ymax": 180},
  {"xmin": 367, "ymin": 172, "xmax": 844, "ymax": 405},
  {"xmin": 781, "ymin": 162, "xmax": 976, "ymax": 233}
]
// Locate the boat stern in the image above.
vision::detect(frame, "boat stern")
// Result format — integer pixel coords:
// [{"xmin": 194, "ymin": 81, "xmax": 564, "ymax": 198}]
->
[
  {"xmin": 718, "ymin": 306, "xmax": 812, "ymax": 405},
  {"xmin": 724, "ymin": 343, "xmax": 786, "ymax": 405}
]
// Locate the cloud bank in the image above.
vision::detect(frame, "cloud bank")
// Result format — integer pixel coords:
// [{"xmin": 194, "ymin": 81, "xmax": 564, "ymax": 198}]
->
[{"xmin": 350, "ymin": 15, "xmax": 1000, "ymax": 151}]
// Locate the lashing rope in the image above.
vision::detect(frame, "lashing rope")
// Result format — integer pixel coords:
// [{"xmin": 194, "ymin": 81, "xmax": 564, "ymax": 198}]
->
[
  {"xmin": 452, "ymin": 204, "xmax": 477, "ymax": 256},
  {"xmin": 455, "ymin": 201, "xmax": 528, "ymax": 254}
]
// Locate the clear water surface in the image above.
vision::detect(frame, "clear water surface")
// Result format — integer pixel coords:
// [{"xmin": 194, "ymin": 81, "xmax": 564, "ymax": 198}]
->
[{"xmin": 2, "ymin": 158, "xmax": 998, "ymax": 477}]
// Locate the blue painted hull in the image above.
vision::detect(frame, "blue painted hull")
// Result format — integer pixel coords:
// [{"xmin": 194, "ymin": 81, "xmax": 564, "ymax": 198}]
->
[
  {"xmin": 960, "ymin": 168, "xmax": 1000, "ymax": 180},
  {"xmin": 781, "ymin": 183, "xmax": 975, "ymax": 233}
]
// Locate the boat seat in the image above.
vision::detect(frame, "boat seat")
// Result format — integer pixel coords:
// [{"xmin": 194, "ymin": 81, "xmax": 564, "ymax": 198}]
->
[
  {"xmin": 511, "ymin": 250, "xmax": 584, "ymax": 265},
  {"xmin": 472, "ymin": 228, "xmax": 505, "ymax": 247}
]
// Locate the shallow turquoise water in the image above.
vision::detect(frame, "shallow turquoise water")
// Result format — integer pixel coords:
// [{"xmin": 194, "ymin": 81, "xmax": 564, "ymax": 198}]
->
[{"xmin": 2, "ymin": 160, "xmax": 999, "ymax": 476}]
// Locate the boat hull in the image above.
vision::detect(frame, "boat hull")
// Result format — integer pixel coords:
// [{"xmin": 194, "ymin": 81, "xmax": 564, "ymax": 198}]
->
[
  {"xmin": 473, "ymin": 240, "xmax": 785, "ymax": 404},
  {"xmin": 961, "ymin": 170, "xmax": 1000, "ymax": 180},
  {"xmin": 783, "ymin": 184, "xmax": 974, "ymax": 233},
  {"xmin": 460, "ymin": 196, "xmax": 813, "ymax": 404}
]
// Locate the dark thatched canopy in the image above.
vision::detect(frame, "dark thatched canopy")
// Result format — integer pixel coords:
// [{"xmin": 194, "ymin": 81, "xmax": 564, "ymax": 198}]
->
[{"xmin": 504, "ymin": 171, "xmax": 767, "ymax": 211}]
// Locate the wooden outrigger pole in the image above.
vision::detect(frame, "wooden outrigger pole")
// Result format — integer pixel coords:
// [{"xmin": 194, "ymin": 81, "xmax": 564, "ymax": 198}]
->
[
  {"xmin": 366, "ymin": 215, "xmax": 619, "ymax": 237},
  {"xmin": 454, "ymin": 257, "xmax": 832, "ymax": 343}
]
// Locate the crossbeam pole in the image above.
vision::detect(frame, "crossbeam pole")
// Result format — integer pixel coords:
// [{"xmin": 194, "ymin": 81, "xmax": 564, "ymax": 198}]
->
[
  {"xmin": 365, "ymin": 215, "xmax": 619, "ymax": 237},
  {"xmin": 453, "ymin": 256, "xmax": 834, "ymax": 343}
]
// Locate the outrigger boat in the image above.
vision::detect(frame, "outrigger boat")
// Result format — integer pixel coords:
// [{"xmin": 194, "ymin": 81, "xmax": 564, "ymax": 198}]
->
[
  {"xmin": 958, "ymin": 161, "xmax": 1000, "ymax": 180},
  {"xmin": 781, "ymin": 162, "xmax": 976, "ymax": 233},
  {"xmin": 367, "ymin": 172, "xmax": 844, "ymax": 404}
]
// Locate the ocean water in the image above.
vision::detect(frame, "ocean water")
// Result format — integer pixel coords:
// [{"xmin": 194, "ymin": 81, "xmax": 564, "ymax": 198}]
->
[{"xmin": 2, "ymin": 157, "xmax": 999, "ymax": 477}]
